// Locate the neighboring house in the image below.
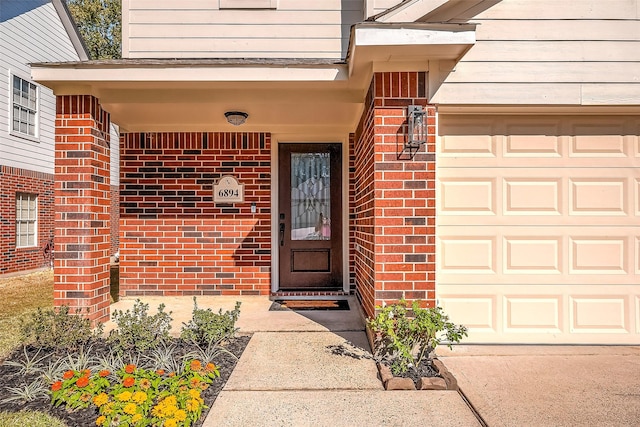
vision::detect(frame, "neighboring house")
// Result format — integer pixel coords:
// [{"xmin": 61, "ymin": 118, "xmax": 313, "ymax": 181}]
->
[
  {"xmin": 0, "ymin": 0, "xmax": 120, "ymax": 275},
  {"xmin": 0, "ymin": 0, "xmax": 85, "ymax": 274},
  {"xmin": 32, "ymin": 0, "xmax": 640, "ymax": 344}
]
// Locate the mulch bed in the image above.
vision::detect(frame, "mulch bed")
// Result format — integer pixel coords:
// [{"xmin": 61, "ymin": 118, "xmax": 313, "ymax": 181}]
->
[{"xmin": 0, "ymin": 336, "xmax": 250, "ymax": 427}]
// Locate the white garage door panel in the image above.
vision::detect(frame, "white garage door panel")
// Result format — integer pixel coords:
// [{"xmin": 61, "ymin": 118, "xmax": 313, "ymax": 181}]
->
[
  {"xmin": 439, "ymin": 115, "xmax": 640, "ymax": 168},
  {"xmin": 439, "ymin": 285, "xmax": 636, "ymax": 344},
  {"xmin": 437, "ymin": 115, "xmax": 640, "ymax": 344},
  {"xmin": 438, "ymin": 168, "xmax": 640, "ymax": 226},
  {"xmin": 438, "ymin": 226, "xmax": 637, "ymax": 284}
]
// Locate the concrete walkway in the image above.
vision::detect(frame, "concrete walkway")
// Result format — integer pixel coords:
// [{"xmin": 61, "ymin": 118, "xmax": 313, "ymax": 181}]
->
[
  {"xmin": 108, "ymin": 296, "xmax": 640, "ymax": 427},
  {"xmin": 108, "ymin": 296, "xmax": 479, "ymax": 426}
]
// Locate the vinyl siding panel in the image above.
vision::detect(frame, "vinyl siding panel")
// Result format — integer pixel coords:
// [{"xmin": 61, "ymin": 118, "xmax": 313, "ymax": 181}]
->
[
  {"xmin": 124, "ymin": 0, "xmax": 364, "ymax": 59},
  {"xmin": 0, "ymin": 1, "xmax": 80, "ymax": 174},
  {"xmin": 433, "ymin": 0, "xmax": 640, "ymax": 105}
]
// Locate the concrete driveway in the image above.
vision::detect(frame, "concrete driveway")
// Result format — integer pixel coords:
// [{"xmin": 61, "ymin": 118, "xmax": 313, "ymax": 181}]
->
[{"xmin": 438, "ymin": 345, "xmax": 640, "ymax": 426}]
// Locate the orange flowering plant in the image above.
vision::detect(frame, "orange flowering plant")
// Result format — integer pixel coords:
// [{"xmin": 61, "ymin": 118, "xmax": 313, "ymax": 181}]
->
[
  {"xmin": 51, "ymin": 360, "xmax": 220, "ymax": 427},
  {"xmin": 50, "ymin": 369, "xmax": 111, "ymax": 411}
]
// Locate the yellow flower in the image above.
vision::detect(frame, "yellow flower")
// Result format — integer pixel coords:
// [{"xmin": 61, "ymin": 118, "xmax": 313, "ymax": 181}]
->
[
  {"xmin": 102, "ymin": 402, "xmax": 115, "ymax": 415},
  {"xmin": 95, "ymin": 415, "xmax": 106, "ymax": 426},
  {"xmin": 117, "ymin": 391, "xmax": 132, "ymax": 402},
  {"xmin": 164, "ymin": 419, "xmax": 178, "ymax": 427},
  {"xmin": 151, "ymin": 405, "xmax": 163, "ymax": 418},
  {"xmin": 186, "ymin": 398, "xmax": 200, "ymax": 412},
  {"xmin": 124, "ymin": 403, "xmax": 138, "ymax": 415},
  {"xmin": 174, "ymin": 409, "xmax": 187, "ymax": 422},
  {"xmin": 93, "ymin": 392, "xmax": 109, "ymax": 407},
  {"xmin": 165, "ymin": 404, "xmax": 177, "ymax": 417},
  {"xmin": 132, "ymin": 391, "xmax": 148, "ymax": 404},
  {"xmin": 131, "ymin": 413, "xmax": 143, "ymax": 424},
  {"xmin": 188, "ymin": 388, "xmax": 201, "ymax": 399},
  {"xmin": 164, "ymin": 395, "xmax": 177, "ymax": 406}
]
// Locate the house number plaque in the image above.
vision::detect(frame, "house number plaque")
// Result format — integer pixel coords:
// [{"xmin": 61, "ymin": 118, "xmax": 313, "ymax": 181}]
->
[{"xmin": 213, "ymin": 175, "xmax": 244, "ymax": 203}]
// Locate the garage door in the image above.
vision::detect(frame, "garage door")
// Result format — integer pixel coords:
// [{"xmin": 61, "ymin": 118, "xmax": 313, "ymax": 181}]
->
[{"xmin": 437, "ymin": 115, "xmax": 640, "ymax": 343}]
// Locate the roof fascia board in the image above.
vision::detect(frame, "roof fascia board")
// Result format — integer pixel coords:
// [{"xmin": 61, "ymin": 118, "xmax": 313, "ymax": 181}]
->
[
  {"xmin": 51, "ymin": 0, "xmax": 90, "ymax": 61},
  {"xmin": 374, "ymin": 0, "xmax": 449, "ymax": 22},
  {"xmin": 31, "ymin": 63, "xmax": 349, "ymax": 87},
  {"xmin": 374, "ymin": 0, "xmax": 496, "ymax": 23},
  {"xmin": 354, "ymin": 22, "xmax": 476, "ymax": 46},
  {"xmin": 420, "ymin": 0, "xmax": 502, "ymax": 23}
]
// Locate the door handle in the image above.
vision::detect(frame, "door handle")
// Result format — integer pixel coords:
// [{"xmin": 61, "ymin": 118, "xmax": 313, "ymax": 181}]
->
[{"xmin": 279, "ymin": 223, "xmax": 285, "ymax": 246}]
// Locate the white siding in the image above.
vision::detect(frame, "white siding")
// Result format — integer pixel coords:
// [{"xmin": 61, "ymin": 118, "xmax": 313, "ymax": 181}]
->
[
  {"xmin": 433, "ymin": 0, "xmax": 640, "ymax": 105},
  {"xmin": 123, "ymin": 0, "xmax": 364, "ymax": 59},
  {"xmin": 0, "ymin": 0, "xmax": 81, "ymax": 174}
]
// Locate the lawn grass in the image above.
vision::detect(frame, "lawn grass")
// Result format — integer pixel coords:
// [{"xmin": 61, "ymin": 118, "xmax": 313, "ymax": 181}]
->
[
  {"xmin": 0, "ymin": 270, "xmax": 54, "ymax": 360},
  {"xmin": 0, "ymin": 269, "xmax": 67, "ymax": 427},
  {"xmin": 0, "ymin": 410, "xmax": 67, "ymax": 427}
]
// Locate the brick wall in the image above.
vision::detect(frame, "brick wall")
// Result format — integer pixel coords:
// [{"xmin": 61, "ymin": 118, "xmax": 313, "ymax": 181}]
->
[
  {"xmin": 119, "ymin": 132, "xmax": 271, "ymax": 296},
  {"xmin": 348, "ymin": 133, "xmax": 356, "ymax": 293},
  {"xmin": 110, "ymin": 185, "xmax": 119, "ymax": 256},
  {"xmin": 55, "ymin": 95, "xmax": 112, "ymax": 323},
  {"xmin": 354, "ymin": 82, "xmax": 377, "ymax": 317},
  {"xmin": 0, "ymin": 166, "xmax": 54, "ymax": 274},
  {"xmin": 354, "ymin": 72, "xmax": 436, "ymax": 318}
]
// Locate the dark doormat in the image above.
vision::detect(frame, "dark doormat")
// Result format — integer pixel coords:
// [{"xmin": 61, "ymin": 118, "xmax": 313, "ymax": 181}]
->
[{"xmin": 269, "ymin": 299, "xmax": 350, "ymax": 311}]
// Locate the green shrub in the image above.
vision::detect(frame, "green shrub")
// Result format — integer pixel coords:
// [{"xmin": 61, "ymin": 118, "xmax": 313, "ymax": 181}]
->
[
  {"xmin": 367, "ymin": 300, "xmax": 467, "ymax": 375},
  {"xmin": 180, "ymin": 299, "xmax": 241, "ymax": 346},
  {"xmin": 107, "ymin": 300, "xmax": 172, "ymax": 354},
  {"xmin": 19, "ymin": 306, "xmax": 103, "ymax": 351}
]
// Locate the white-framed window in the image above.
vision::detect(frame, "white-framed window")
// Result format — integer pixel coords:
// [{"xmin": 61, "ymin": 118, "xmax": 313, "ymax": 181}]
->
[
  {"xmin": 16, "ymin": 193, "xmax": 38, "ymax": 248},
  {"xmin": 11, "ymin": 74, "xmax": 39, "ymax": 139}
]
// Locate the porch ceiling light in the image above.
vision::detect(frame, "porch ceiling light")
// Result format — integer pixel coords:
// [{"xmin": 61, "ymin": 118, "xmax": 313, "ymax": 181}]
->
[{"xmin": 224, "ymin": 111, "xmax": 248, "ymax": 126}]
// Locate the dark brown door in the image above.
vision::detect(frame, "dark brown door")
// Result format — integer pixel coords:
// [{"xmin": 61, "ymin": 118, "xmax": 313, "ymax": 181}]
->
[{"xmin": 278, "ymin": 143, "xmax": 343, "ymax": 290}]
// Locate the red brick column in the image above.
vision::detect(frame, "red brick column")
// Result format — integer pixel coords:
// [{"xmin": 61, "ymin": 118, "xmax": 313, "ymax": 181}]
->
[
  {"xmin": 54, "ymin": 95, "xmax": 111, "ymax": 323},
  {"xmin": 354, "ymin": 72, "xmax": 435, "ymax": 317}
]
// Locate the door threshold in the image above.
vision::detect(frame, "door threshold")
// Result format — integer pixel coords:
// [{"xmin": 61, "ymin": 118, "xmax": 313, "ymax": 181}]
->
[{"xmin": 270, "ymin": 290, "xmax": 350, "ymax": 300}]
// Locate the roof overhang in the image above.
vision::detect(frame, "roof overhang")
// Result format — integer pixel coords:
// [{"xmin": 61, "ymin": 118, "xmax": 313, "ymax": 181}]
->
[
  {"xmin": 31, "ymin": 24, "xmax": 475, "ymax": 134},
  {"xmin": 348, "ymin": 22, "xmax": 475, "ymax": 82},
  {"xmin": 373, "ymin": 0, "xmax": 501, "ymax": 23}
]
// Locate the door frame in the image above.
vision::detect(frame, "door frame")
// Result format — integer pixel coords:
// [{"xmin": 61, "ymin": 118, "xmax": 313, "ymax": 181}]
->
[{"xmin": 270, "ymin": 134, "xmax": 350, "ymax": 293}]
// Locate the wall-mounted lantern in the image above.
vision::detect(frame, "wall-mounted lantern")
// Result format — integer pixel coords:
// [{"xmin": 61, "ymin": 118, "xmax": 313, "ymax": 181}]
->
[
  {"xmin": 224, "ymin": 111, "xmax": 248, "ymax": 126},
  {"xmin": 407, "ymin": 104, "xmax": 426, "ymax": 147}
]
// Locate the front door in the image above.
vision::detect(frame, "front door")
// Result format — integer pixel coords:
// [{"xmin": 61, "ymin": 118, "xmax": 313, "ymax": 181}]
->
[{"xmin": 278, "ymin": 143, "xmax": 343, "ymax": 290}]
